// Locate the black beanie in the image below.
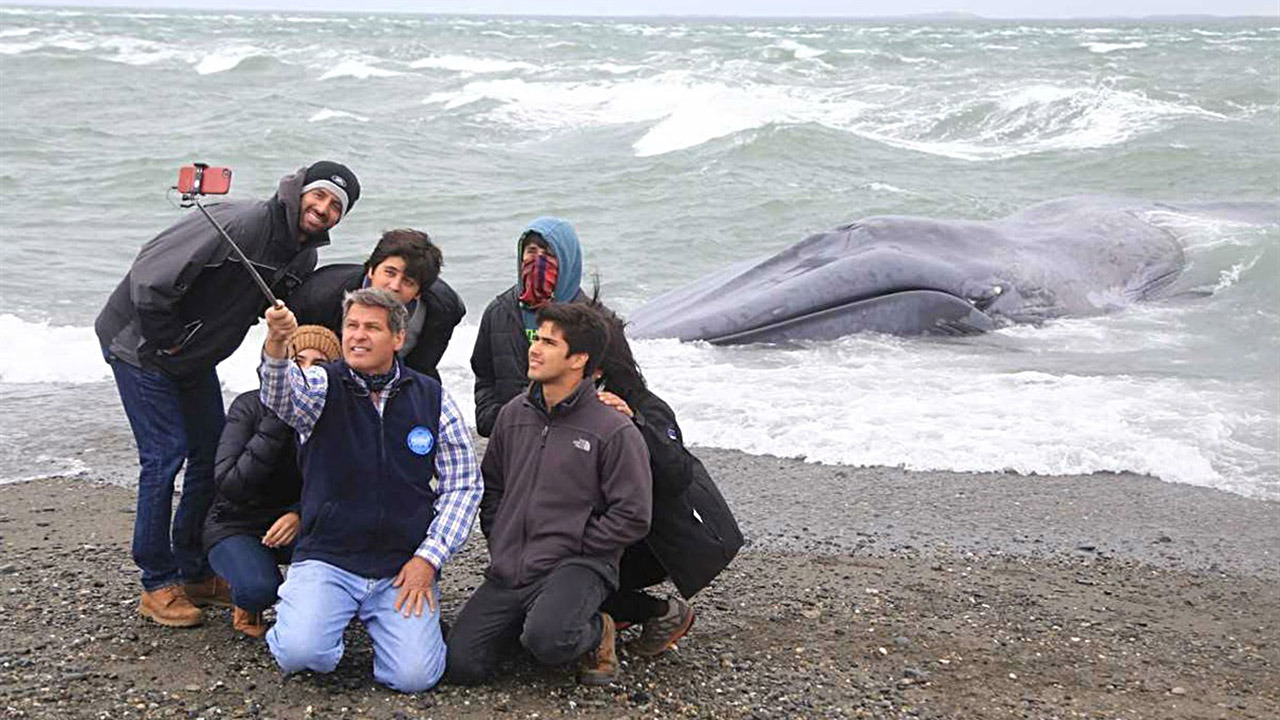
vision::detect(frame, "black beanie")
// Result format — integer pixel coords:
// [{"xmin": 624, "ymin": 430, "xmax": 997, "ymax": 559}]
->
[{"xmin": 302, "ymin": 160, "xmax": 360, "ymax": 214}]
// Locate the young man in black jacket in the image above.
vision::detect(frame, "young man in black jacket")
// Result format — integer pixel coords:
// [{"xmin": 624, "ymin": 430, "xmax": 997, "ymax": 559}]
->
[
  {"xmin": 96, "ymin": 161, "xmax": 359, "ymax": 628},
  {"xmin": 447, "ymin": 303, "xmax": 652, "ymax": 687},
  {"xmin": 289, "ymin": 228, "xmax": 465, "ymax": 381}
]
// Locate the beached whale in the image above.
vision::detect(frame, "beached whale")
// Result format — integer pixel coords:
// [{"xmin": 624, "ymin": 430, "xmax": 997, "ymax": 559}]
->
[{"xmin": 629, "ymin": 196, "xmax": 1254, "ymax": 343}]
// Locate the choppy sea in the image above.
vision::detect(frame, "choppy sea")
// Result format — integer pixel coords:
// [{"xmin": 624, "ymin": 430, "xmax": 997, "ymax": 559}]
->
[{"xmin": 0, "ymin": 7, "xmax": 1276, "ymax": 499}]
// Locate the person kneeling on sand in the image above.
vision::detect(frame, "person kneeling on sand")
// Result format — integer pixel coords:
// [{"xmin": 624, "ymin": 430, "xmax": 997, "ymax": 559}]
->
[
  {"xmin": 200, "ymin": 325, "xmax": 341, "ymax": 639},
  {"xmin": 447, "ymin": 303, "xmax": 652, "ymax": 687},
  {"xmin": 289, "ymin": 228, "xmax": 465, "ymax": 381},
  {"xmin": 590, "ymin": 301, "xmax": 744, "ymax": 656},
  {"xmin": 258, "ymin": 288, "xmax": 482, "ymax": 693}
]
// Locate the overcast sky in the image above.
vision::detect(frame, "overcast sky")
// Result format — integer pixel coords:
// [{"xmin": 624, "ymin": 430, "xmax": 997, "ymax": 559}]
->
[{"xmin": 4, "ymin": 0, "xmax": 1278, "ymax": 17}]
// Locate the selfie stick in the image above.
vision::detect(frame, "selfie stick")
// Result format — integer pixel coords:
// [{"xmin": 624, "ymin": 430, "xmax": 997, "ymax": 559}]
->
[{"xmin": 186, "ymin": 194, "xmax": 283, "ymax": 309}]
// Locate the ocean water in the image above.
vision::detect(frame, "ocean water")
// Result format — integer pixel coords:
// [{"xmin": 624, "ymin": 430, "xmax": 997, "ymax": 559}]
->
[{"xmin": 0, "ymin": 7, "xmax": 1276, "ymax": 499}]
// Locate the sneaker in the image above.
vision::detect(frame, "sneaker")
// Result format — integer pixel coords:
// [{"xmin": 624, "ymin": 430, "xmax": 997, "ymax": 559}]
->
[
  {"xmin": 629, "ymin": 597, "xmax": 694, "ymax": 657},
  {"xmin": 576, "ymin": 612, "xmax": 618, "ymax": 686},
  {"xmin": 184, "ymin": 576, "xmax": 232, "ymax": 608},
  {"xmin": 138, "ymin": 585, "xmax": 203, "ymax": 628},
  {"xmin": 232, "ymin": 606, "xmax": 267, "ymax": 639}
]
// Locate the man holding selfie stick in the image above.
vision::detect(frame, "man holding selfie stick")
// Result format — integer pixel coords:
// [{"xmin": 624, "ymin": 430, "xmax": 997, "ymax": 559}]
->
[{"xmin": 95, "ymin": 160, "xmax": 360, "ymax": 628}]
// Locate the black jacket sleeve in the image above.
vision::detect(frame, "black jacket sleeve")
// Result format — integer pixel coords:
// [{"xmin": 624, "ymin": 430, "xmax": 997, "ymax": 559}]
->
[
  {"xmin": 286, "ymin": 264, "xmax": 362, "ymax": 336},
  {"xmin": 471, "ymin": 301, "xmax": 501, "ymax": 438},
  {"xmin": 631, "ymin": 392, "xmax": 697, "ymax": 499},
  {"xmin": 213, "ymin": 391, "xmax": 296, "ymax": 507},
  {"xmin": 405, "ymin": 277, "xmax": 466, "ymax": 382}
]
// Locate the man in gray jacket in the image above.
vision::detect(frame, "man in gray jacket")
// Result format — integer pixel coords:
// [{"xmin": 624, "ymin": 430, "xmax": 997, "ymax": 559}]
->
[
  {"xmin": 447, "ymin": 303, "xmax": 652, "ymax": 686},
  {"xmin": 95, "ymin": 161, "xmax": 359, "ymax": 628}
]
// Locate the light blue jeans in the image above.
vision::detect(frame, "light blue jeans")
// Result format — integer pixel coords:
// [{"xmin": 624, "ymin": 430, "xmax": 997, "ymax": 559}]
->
[{"xmin": 266, "ymin": 559, "xmax": 445, "ymax": 693}]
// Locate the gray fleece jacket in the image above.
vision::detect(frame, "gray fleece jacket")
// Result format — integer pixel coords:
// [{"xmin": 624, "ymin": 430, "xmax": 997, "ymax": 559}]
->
[{"xmin": 479, "ymin": 379, "xmax": 652, "ymax": 590}]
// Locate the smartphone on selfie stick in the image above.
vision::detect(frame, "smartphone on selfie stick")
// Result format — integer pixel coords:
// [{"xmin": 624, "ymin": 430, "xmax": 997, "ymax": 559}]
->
[{"xmin": 175, "ymin": 163, "xmax": 282, "ymax": 308}]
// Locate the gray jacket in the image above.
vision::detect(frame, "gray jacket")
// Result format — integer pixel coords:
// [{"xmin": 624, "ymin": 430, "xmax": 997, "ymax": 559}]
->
[
  {"xmin": 95, "ymin": 168, "xmax": 329, "ymax": 376},
  {"xmin": 480, "ymin": 379, "xmax": 652, "ymax": 589}
]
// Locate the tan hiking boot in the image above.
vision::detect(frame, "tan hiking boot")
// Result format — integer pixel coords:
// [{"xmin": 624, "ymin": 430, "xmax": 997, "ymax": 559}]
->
[
  {"xmin": 630, "ymin": 596, "xmax": 695, "ymax": 657},
  {"xmin": 184, "ymin": 576, "xmax": 232, "ymax": 608},
  {"xmin": 232, "ymin": 606, "xmax": 267, "ymax": 639},
  {"xmin": 138, "ymin": 585, "xmax": 203, "ymax": 628},
  {"xmin": 576, "ymin": 612, "xmax": 618, "ymax": 686}
]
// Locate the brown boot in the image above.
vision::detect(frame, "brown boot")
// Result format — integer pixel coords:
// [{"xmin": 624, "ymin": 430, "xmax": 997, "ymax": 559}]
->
[
  {"xmin": 138, "ymin": 585, "xmax": 203, "ymax": 628},
  {"xmin": 576, "ymin": 612, "xmax": 618, "ymax": 686},
  {"xmin": 630, "ymin": 596, "xmax": 695, "ymax": 657},
  {"xmin": 232, "ymin": 606, "xmax": 267, "ymax": 639},
  {"xmin": 184, "ymin": 576, "xmax": 232, "ymax": 608}
]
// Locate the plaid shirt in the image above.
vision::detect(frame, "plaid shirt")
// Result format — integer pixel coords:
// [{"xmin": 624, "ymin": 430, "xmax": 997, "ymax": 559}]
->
[{"xmin": 259, "ymin": 354, "xmax": 482, "ymax": 572}]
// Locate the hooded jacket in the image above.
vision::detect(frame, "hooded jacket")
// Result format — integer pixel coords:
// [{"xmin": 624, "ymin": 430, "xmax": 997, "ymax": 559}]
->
[
  {"xmin": 95, "ymin": 168, "xmax": 329, "ymax": 377},
  {"xmin": 470, "ymin": 216, "xmax": 585, "ymax": 437},
  {"xmin": 480, "ymin": 379, "xmax": 652, "ymax": 590},
  {"xmin": 287, "ymin": 264, "xmax": 466, "ymax": 381}
]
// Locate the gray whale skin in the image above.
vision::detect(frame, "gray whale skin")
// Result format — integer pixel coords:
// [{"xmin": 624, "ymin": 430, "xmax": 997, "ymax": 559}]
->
[{"xmin": 628, "ymin": 196, "xmax": 1257, "ymax": 343}]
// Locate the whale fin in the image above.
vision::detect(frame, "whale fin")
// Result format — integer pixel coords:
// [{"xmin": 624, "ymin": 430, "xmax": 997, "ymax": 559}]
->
[{"xmin": 708, "ymin": 290, "xmax": 995, "ymax": 344}]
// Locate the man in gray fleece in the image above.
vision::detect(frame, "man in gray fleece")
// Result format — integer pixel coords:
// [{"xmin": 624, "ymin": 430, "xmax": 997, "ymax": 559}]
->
[{"xmin": 447, "ymin": 303, "xmax": 652, "ymax": 686}]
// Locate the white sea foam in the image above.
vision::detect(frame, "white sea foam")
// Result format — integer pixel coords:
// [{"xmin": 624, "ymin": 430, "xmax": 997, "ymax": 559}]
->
[
  {"xmin": 408, "ymin": 55, "xmax": 536, "ymax": 74},
  {"xmin": 3, "ymin": 315, "xmax": 1273, "ymax": 500},
  {"xmin": 0, "ymin": 27, "xmax": 38, "ymax": 38},
  {"xmin": 771, "ymin": 39, "xmax": 825, "ymax": 60},
  {"xmin": 1083, "ymin": 41, "xmax": 1149, "ymax": 54},
  {"xmin": 194, "ymin": 45, "xmax": 261, "ymax": 74},
  {"xmin": 319, "ymin": 59, "xmax": 403, "ymax": 80},
  {"xmin": 308, "ymin": 108, "xmax": 370, "ymax": 123},
  {"xmin": 422, "ymin": 72, "xmax": 872, "ymax": 157},
  {"xmin": 845, "ymin": 84, "xmax": 1228, "ymax": 161},
  {"xmin": 0, "ymin": 315, "xmax": 113, "ymax": 385}
]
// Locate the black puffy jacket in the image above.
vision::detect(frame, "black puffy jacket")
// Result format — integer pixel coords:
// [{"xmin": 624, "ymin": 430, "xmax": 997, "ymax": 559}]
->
[
  {"xmin": 96, "ymin": 168, "xmax": 328, "ymax": 377},
  {"xmin": 621, "ymin": 389, "xmax": 744, "ymax": 599},
  {"xmin": 201, "ymin": 390, "xmax": 302, "ymax": 551},
  {"xmin": 470, "ymin": 286, "xmax": 585, "ymax": 437},
  {"xmin": 287, "ymin": 264, "xmax": 466, "ymax": 381}
]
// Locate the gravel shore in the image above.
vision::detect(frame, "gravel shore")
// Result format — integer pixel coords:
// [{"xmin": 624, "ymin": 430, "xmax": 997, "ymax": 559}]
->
[{"xmin": 1, "ymin": 452, "xmax": 1276, "ymax": 719}]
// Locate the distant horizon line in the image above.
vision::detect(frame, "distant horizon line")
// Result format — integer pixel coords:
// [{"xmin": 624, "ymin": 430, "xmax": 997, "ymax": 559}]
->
[{"xmin": 0, "ymin": 3, "xmax": 1276, "ymax": 21}]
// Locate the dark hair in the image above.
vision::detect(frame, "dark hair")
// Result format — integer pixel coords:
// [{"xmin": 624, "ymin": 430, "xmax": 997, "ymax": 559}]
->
[
  {"xmin": 364, "ymin": 229, "xmax": 442, "ymax": 291},
  {"xmin": 588, "ymin": 295, "xmax": 647, "ymax": 401},
  {"xmin": 534, "ymin": 302, "xmax": 610, "ymax": 377}
]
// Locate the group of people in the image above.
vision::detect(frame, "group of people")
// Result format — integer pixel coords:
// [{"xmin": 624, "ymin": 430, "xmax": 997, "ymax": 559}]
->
[{"xmin": 95, "ymin": 161, "xmax": 743, "ymax": 692}]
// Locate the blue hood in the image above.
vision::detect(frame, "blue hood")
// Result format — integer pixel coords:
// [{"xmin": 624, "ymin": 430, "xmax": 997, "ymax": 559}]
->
[{"xmin": 518, "ymin": 216, "xmax": 583, "ymax": 328}]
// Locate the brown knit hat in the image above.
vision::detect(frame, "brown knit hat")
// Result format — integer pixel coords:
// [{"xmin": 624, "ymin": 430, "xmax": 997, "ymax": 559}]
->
[{"xmin": 288, "ymin": 325, "xmax": 341, "ymax": 362}]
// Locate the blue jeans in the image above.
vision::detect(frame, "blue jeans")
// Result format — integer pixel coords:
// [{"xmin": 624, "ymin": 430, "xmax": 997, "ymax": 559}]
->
[
  {"xmin": 107, "ymin": 351, "xmax": 224, "ymax": 590},
  {"xmin": 267, "ymin": 559, "xmax": 446, "ymax": 693},
  {"xmin": 207, "ymin": 535, "xmax": 291, "ymax": 612}
]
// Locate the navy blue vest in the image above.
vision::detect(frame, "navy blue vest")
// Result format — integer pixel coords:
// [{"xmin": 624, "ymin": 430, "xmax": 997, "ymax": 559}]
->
[{"xmin": 296, "ymin": 360, "xmax": 442, "ymax": 578}]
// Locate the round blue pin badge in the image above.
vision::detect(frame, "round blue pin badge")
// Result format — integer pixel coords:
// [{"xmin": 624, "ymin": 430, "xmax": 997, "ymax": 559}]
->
[{"xmin": 407, "ymin": 426, "xmax": 435, "ymax": 455}]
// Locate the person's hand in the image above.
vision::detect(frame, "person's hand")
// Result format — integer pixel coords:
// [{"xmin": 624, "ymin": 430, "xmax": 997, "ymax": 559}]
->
[
  {"xmin": 392, "ymin": 556, "xmax": 437, "ymax": 617},
  {"xmin": 597, "ymin": 390, "xmax": 633, "ymax": 418},
  {"xmin": 264, "ymin": 303, "xmax": 297, "ymax": 343},
  {"xmin": 261, "ymin": 511, "xmax": 300, "ymax": 548}
]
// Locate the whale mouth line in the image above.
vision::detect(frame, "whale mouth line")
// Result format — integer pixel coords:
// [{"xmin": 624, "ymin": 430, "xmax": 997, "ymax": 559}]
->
[{"xmin": 705, "ymin": 288, "xmax": 992, "ymax": 344}]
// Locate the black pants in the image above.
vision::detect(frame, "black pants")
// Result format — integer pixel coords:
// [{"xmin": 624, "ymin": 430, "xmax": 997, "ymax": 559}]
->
[
  {"xmin": 446, "ymin": 563, "xmax": 611, "ymax": 685},
  {"xmin": 601, "ymin": 542, "xmax": 669, "ymax": 624}
]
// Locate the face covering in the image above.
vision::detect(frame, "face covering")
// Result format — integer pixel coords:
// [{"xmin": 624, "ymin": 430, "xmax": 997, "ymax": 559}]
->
[{"xmin": 518, "ymin": 254, "xmax": 559, "ymax": 309}]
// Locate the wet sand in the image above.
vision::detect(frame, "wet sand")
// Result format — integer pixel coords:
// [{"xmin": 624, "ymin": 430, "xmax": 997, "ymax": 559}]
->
[{"xmin": 0, "ymin": 450, "xmax": 1276, "ymax": 719}]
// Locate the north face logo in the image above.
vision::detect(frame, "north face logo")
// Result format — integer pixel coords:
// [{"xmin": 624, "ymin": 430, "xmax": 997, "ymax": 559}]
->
[{"xmin": 573, "ymin": 438, "xmax": 591, "ymax": 452}]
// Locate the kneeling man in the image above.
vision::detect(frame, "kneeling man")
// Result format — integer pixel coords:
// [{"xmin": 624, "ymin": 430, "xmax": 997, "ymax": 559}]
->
[
  {"xmin": 448, "ymin": 303, "xmax": 651, "ymax": 686},
  {"xmin": 259, "ymin": 288, "xmax": 481, "ymax": 693}
]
